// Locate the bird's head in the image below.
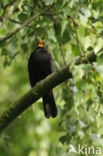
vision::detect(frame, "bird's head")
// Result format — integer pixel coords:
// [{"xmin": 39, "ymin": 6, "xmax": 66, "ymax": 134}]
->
[{"xmin": 38, "ymin": 39, "xmax": 44, "ymax": 47}]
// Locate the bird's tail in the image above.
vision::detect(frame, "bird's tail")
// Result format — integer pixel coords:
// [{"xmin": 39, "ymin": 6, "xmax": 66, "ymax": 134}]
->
[{"xmin": 42, "ymin": 90, "xmax": 58, "ymax": 118}]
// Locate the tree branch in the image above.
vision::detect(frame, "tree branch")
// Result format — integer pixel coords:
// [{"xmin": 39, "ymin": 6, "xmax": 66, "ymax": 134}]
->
[
  {"xmin": 0, "ymin": 52, "xmax": 96, "ymax": 134},
  {"xmin": 0, "ymin": 6, "xmax": 51, "ymax": 43},
  {"xmin": 67, "ymin": 15, "xmax": 103, "ymax": 39},
  {"xmin": 0, "ymin": 0, "xmax": 19, "ymax": 28},
  {"xmin": 9, "ymin": 18, "xmax": 34, "ymax": 29}
]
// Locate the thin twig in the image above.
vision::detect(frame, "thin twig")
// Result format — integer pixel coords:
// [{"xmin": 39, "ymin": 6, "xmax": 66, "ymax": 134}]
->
[
  {"xmin": 67, "ymin": 16, "xmax": 103, "ymax": 39},
  {"xmin": 9, "ymin": 18, "xmax": 34, "ymax": 29},
  {"xmin": 0, "ymin": 6, "xmax": 51, "ymax": 43},
  {"xmin": 0, "ymin": 0, "xmax": 19, "ymax": 28}
]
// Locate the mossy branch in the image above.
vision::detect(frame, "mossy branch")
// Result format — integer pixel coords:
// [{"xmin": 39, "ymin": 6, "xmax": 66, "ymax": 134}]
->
[{"xmin": 0, "ymin": 52, "xmax": 96, "ymax": 134}]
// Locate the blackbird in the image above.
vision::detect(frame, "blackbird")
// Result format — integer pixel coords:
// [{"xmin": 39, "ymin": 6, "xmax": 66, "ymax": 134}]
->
[{"xmin": 28, "ymin": 39, "xmax": 58, "ymax": 118}]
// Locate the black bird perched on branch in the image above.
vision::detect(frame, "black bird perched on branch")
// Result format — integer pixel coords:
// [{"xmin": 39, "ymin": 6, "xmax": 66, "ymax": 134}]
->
[{"xmin": 28, "ymin": 39, "xmax": 58, "ymax": 118}]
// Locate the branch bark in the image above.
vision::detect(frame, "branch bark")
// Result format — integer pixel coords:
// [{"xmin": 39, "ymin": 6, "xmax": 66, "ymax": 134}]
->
[{"xmin": 0, "ymin": 52, "xmax": 96, "ymax": 134}]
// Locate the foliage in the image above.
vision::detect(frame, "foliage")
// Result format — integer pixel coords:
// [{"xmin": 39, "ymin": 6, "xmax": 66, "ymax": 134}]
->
[{"xmin": 0, "ymin": 0, "xmax": 103, "ymax": 156}]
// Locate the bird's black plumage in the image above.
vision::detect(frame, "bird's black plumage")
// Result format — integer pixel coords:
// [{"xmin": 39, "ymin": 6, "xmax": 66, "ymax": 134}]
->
[{"xmin": 28, "ymin": 43, "xmax": 58, "ymax": 118}]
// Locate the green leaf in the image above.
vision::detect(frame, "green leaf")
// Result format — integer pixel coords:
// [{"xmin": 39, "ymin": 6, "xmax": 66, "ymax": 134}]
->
[
  {"xmin": 54, "ymin": 22, "xmax": 62, "ymax": 42},
  {"xmin": 72, "ymin": 65, "xmax": 85, "ymax": 81},
  {"xmin": 17, "ymin": 0, "xmax": 25, "ymax": 10},
  {"xmin": 0, "ymin": 27, "xmax": 7, "ymax": 36},
  {"xmin": 76, "ymin": 79, "xmax": 94, "ymax": 90},
  {"xmin": 80, "ymin": 7, "xmax": 91, "ymax": 18},
  {"xmin": 18, "ymin": 13, "xmax": 28, "ymax": 22},
  {"xmin": 61, "ymin": 29, "xmax": 70, "ymax": 44},
  {"xmin": 59, "ymin": 136, "xmax": 66, "ymax": 144},
  {"xmin": 61, "ymin": 7, "xmax": 74, "ymax": 16},
  {"xmin": 93, "ymin": 71, "xmax": 102, "ymax": 82},
  {"xmin": 71, "ymin": 44, "xmax": 81, "ymax": 56},
  {"xmin": 77, "ymin": 24, "xmax": 85, "ymax": 38},
  {"xmin": 0, "ymin": 7, "xmax": 4, "ymax": 16},
  {"xmin": 42, "ymin": 0, "xmax": 53, "ymax": 5},
  {"xmin": 78, "ymin": 119, "xmax": 86, "ymax": 128},
  {"xmin": 55, "ymin": 0, "xmax": 64, "ymax": 9},
  {"xmin": 97, "ymin": 52, "xmax": 103, "ymax": 65},
  {"xmin": 21, "ymin": 43, "xmax": 28, "ymax": 53},
  {"xmin": 80, "ymin": 64, "xmax": 92, "ymax": 72},
  {"xmin": 81, "ymin": 36, "xmax": 91, "ymax": 50},
  {"xmin": 54, "ymin": 22, "xmax": 70, "ymax": 44},
  {"xmin": 94, "ymin": 38, "xmax": 103, "ymax": 53}
]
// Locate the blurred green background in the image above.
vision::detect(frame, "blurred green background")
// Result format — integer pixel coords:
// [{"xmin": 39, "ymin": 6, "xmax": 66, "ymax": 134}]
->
[{"xmin": 0, "ymin": 0, "xmax": 103, "ymax": 156}]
